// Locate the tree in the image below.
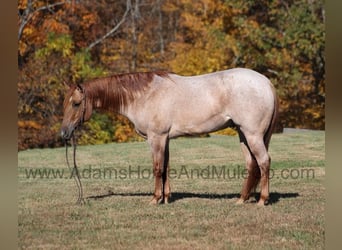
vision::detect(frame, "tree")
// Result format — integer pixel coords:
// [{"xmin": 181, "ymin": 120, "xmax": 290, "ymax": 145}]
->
[
  {"xmin": 18, "ymin": 0, "xmax": 325, "ymax": 150},
  {"xmin": 224, "ymin": 0, "xmax": 325, "ymax": 129}
]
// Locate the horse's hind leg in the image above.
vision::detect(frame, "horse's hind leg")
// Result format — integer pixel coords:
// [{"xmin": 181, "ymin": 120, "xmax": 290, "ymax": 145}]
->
[
  {"xmin": 237, "ymin": 143, "xmax": 260, "ymax": 203},
  {"xmin": 237, "ymin": 130, "xmax": 261, "ymax": 204},
  {"xmin": 162, "ymin": 141, "xmax": 171, "ymax": 204},
  {"xmin": 244, "ymin": 133, "xmax": 271, "ymax": 206}
]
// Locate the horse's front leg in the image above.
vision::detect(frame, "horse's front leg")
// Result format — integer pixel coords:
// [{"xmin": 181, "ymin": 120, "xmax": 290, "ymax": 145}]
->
[{"xmin": 148, "ymin": 134, "xmax": 169, "ymax": 204}]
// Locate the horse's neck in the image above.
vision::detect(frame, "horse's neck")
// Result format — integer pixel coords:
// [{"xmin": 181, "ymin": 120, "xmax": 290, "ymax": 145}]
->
[
  {"xmin": 85, "ymin": 72, "xmax": 163, "ymax": 116},
  {"xmin": 86, "ymin": 80, "xmax": 129, "ymax": 114}
]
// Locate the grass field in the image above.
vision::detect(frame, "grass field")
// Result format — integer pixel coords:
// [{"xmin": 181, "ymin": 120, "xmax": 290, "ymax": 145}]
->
[{"xmin": 18, "ymin": 131, "xmax": 325, "ymax": 249}]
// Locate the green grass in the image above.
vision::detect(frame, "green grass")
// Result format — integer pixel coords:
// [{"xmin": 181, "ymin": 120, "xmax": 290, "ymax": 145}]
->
[{"xmin": 18, "ymin": 131, "xmax": 325, "ymax": 249}]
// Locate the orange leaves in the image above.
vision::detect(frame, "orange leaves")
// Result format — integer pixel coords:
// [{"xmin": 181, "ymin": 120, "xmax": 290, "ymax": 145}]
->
[
  {"xmin": 18, "ymin": 120, "xmax": 42, "ymax": 130},
  {"xmin": 18, "ymin": 0, "xmax": 325, "ymax": 149},
  {"xmin": 81, "ymin": 13, "xmax": 98, "ymax": 29},
  {"xmin": 42, "ymin": 18, "xmax": 70, "ymax": 35}
]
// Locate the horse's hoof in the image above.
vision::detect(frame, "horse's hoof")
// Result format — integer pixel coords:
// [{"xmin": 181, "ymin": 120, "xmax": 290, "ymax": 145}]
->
[
  {"xmin": 163, "ymin": 194, "xmax": 171, "ymax": 204},
  {"xmin": 149, "ymin": 196, "xmax": 161, "ymax": 205},
  {"xmin": 257, "ymin": 200, "xmax": 267, "ymax": 206},
  {"xmin": 149, "ymin": 199, "xmax": 158, "ymax": 205},
  {"xmin": 236, "ymin": 198, "xmax": 245, "ymax": 205}
]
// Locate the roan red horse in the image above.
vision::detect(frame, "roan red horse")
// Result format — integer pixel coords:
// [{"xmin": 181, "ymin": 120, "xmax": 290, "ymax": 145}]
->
[{"xmin": 61, "ymin": 68, "xmax": 279, "ymax": 205}]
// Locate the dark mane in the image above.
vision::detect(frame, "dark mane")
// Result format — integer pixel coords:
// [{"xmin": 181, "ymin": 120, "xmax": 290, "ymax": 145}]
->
[{"xmin": 83, "ymin": 71, "xmax": 169, "ymax": 112}]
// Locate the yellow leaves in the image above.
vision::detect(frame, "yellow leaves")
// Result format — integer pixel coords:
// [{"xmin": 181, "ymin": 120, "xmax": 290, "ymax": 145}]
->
[
  {"xmin": 19, "ymin": 40, "xmax": 28, "ymax": 57},
  {"xmin": 35, "ymin": 33, "xmax": 74, "ymax": 59},
  {"xmin": 23, "ymin": 26, "xmax": 34, "ymax": 37},
  {"xmin": 18, "ymin": 0, "xmax": 325, "ymax": 149},
  {"xmin": 179, "ymin": 0, "xmax": 231, "ymax": 32},
  {"xmin": 19, "ymin": 23, "xmax": 43, "ymax": 56},
  {"xmin": 212, "ymin": 128, "xmax": 237, "ymax": 136},
  {"xmin": 167, "ymin": 0, "xmax": 238, "ymax": 75},
  {"xmin": 181, "ymin": 12, "xmax": 202, "ymax": 31},
  {"xmin": 169, "ymin": 42, "xmax": 227, "ymax": 75},
  {"xmin": 114, "ymin": 125, "xmax": 130, "ymax": 143},
  {"xmin": 18, "ymin": 0, "xmax": 28, "ymax": 9},
  {"xmin": 248, "ymin": 19, "xmax": 259, "ymax": 29},
  {"xmin": 304, "ymin": 107, "xmax": 322, "ymax": 120},
  {"xmin": 70, "ymin": 50, "xmax": 106, "ymax": 82},
  {"xmin": 169, "ymin": 27, "xmax": 233, "ymax": 75},
  {"xmin": 112, "ymin": 115, "xmax": 144, "ymax": 143}
]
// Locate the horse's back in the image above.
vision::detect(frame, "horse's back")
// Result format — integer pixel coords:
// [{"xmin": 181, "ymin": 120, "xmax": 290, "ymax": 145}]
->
[
  {"xmin": 130, "ymin": 68, "xmax": 277, "ymax": 138},
  {"xmin": 166, "ymin": 69, "xmax": 275, "ymax": 136},
  {"xmin": 222, "ymin": 68, "xmax": 275, "ymax": 105},
  {"xmin": 168, "ymin": 68, "xmax": 275, "ymax": 109},
  {"xmin": 169, "ymin": 68, "xmax": 272, "ymax": 91},
  {"xmin": 177, "ymin": 68, "xmax": 275, "ymax": 131}
]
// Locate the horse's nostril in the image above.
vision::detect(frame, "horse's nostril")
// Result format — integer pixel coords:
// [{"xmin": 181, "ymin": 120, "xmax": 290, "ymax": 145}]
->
[
  {"xmin": 61, "ymin": 130, "xmax": 66, "ymax": 139},
  {"xmin": 61, "ymin": 129, "xmax": 70, "ymax": 139}
]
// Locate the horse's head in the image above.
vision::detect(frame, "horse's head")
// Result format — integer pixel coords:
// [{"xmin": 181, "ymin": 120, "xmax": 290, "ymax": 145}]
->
[{"xmin": 61, "ymin": 84, "xmax": 92, "ymax": 140}]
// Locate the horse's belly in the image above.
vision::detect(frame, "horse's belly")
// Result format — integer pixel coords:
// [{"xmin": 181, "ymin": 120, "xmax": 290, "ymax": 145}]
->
[{"xmin": 169, "ymin": 114, "xmax": 232, "ymax": 138}]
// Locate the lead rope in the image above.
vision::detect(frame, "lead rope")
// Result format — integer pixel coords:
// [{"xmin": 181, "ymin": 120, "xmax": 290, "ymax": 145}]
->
[
  {"xmin": 65, "ymin": 85, "xmax": 87, "ymax": 205},
  {"xmin": 65, "ymin": 134, "xmax": 85, "ymax": 205}
]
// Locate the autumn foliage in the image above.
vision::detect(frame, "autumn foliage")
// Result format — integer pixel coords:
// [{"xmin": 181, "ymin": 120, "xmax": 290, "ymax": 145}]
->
[{"xmin": 18, "ymin": 0, "xmax": 325, "ymax": 150}]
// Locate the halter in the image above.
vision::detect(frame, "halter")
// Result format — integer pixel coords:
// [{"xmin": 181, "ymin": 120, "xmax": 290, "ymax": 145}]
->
[{"xmin": 77, "ymin": 84, "xmax": 87, "ymax": 127}]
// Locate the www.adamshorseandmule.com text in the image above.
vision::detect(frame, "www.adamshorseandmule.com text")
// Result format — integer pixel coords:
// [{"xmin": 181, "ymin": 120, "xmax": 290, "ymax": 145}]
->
[{"xmin": 24, "ymin": 165, "xmax": 316, "ymax": 181}]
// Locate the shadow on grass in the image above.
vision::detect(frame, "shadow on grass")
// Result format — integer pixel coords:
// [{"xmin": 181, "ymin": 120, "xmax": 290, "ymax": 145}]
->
[{"xmin": 87, "ymin": 191, "xmax": 299, "ymax": 204}]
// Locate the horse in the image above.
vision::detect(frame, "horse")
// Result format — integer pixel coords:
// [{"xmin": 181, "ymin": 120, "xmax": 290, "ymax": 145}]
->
[{"xmin": 61, "ymin": 68, "xmax": 279, "ymax": 206}]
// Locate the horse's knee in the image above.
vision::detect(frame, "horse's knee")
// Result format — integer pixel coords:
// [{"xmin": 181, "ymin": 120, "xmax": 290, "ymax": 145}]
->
[
  {"xmin": 153, "ymin": 164, "xmax": 163, "ymax": 177},
  {"xmin": 247, "ymin": 138, "xmax": 270, "ymax": 174},
  {"xmin": 258, "ymin": 154, "xmax": 271, "ymax": 176}
]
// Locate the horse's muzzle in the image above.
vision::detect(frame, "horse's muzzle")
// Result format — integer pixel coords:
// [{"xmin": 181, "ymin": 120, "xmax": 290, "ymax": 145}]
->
[{"xmin": 60, "ymin": 126, "xmax": 74, "ymax": 140}]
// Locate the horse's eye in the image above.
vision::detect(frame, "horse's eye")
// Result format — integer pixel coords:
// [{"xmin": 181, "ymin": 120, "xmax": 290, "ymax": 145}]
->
[{"xmin": 72, "ymin": 102, "xmax": 81, "ymax": 108}]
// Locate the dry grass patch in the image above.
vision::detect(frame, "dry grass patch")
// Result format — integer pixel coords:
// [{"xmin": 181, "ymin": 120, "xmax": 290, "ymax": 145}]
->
[{"xmin": 19, "ymin": 131, "xmax": 325, "ymax": 249}]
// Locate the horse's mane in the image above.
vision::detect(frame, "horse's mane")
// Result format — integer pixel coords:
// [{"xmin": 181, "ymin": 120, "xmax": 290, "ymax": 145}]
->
[{"xmin": 83, "ymin": 71, "xmax": 169, "ymax": 112}]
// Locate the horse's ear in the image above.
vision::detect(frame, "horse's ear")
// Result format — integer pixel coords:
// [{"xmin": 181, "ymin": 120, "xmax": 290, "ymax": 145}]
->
[
  {"xmin": 76, "ymin": 84, "xmax": 84, "ymax": 93},
  {"xmin": 62, "ymin": 80, "xmax": 72, "ymax": 90}
]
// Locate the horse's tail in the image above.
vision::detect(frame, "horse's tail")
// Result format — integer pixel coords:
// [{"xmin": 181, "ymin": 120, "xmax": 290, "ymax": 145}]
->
[{"xmin": 264, "ymin": 83, "xmax": 279, "ymax": 150}]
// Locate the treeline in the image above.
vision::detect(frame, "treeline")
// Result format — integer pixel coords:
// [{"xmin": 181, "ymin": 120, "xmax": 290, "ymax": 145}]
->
[{"xmin": 18, "ymin": 0, "xmax": 325, "ymax": 150}]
